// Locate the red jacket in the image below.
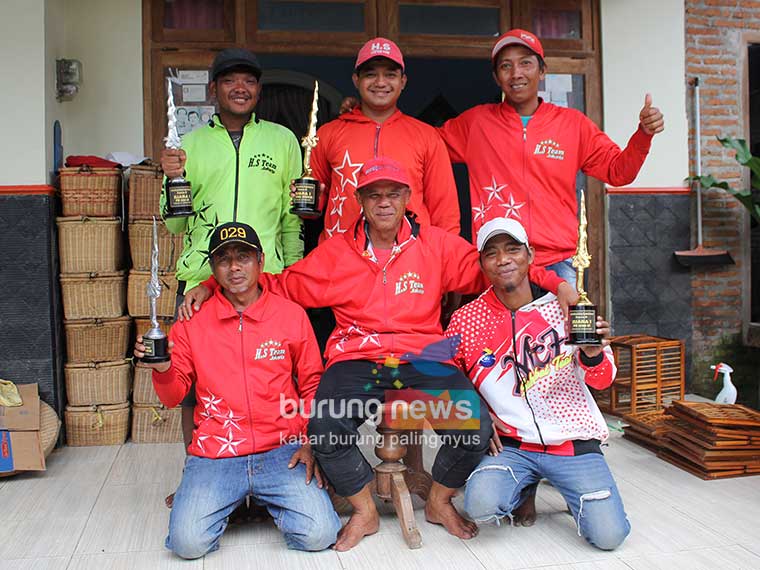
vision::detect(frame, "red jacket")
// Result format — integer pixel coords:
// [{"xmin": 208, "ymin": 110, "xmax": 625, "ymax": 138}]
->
[
  {"xmin": 202, "ymin": 216, "xmax": 563, "ymax": 368},
  {"xmin": 438, "ymin": 101, "xmax": 653, "ymax": 266},
  {"xmin": 152, "ymin": 285, "xmax": 323, "ymax": 458},
  {"xmin": 311, "ymin": 108, "xmax": 460, "ymax": 239},
  {"xmin": 446, "ymin": 286, "xmax": 616, "ymax": 454}
]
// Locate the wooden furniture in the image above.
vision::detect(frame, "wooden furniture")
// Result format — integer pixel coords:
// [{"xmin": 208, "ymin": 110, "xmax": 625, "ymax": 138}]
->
[{"xmin": 593, "ymin": 335, "xmax": 685, "ymax": 415}]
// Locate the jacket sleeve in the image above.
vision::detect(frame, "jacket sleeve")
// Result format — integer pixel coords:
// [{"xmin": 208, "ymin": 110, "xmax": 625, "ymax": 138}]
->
[
  {"xmin": 437, "ymin": 108, "xmax": 476, "ymax": 164},
  {"xmin": 262, "ymin": 243, "xmax": 337, "ymax": 307},
  {"xmin": 292, "ymin": 309, "xmax": 324, "ymax": 434},
  {"xmin": 444, "ymin": 313, "xmax": 468, "ymax": 372},
  {"xmin": 579, "ymin": 115, "xmax": 653, "ymax": 187},
  {"xmin": 423, "ymin": 130, "xmax": 461, "ymax": 234},
  {"xmin": 151, "ymin": 320, "xmax": 195, "ymax": 408},
  {"xmin": 528, "ymin": 265, "xmax": 564, "ymax": 294},
  {"xmin": 440, "ymin": 231, "xmax": 489, "ymax": 294},
  {"xmin": 576, "ymin": 346, "xmax": 616, "ymax": 390},
  {"xmin": 280, "ymin": 132, "xmax": 306, "ymax": 267}
]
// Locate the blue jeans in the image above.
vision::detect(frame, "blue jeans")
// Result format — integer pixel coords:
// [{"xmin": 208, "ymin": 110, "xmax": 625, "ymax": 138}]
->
[
  {"xmin": 464, "ymin": 447, "xmax": 630, "ymax": 551},
  {"xmin": 546, "ymin": 258, "xmax": 577, "ymax": 289},
  {"xmin": 167, "ymin": 443, "xmax": 340, "ymax": 559}
]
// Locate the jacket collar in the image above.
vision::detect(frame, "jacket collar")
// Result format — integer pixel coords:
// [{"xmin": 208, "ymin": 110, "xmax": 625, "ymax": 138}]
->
[
  {"xmin": 214, "ymin": 280, "xmax": 271, "ymax": 322},
  {"xmin": 483, "ymin": 281, "xmax": 554, "ymax": 313},
  {"xmin": 339, "ymin": 106, "xmax": 404, "ymax": 125},
  {"xmin": 347, "ymin": 213, "xmax": 419, "ymax": 262},
  {"xmin": 210, "ymin": 113, "xmax": 259, "ymax": 131},
  {"xmin": 498, "ymin": 97, "xmax": 551, "ymax": 125}
]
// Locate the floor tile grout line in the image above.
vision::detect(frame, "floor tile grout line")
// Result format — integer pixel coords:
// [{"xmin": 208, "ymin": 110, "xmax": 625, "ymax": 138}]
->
[
  {"xmin": 66, "ymin": 444, "xmax": 126, "ymax": 566},
  {"xmin": 737, "ymin": 543, "xmax": 760, "ymax": 559}
]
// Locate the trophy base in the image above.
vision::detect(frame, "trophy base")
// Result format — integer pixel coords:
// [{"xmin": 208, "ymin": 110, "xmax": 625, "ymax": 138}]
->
[
  {"xmin": 290, "ymin": 176, "xmax": 322, "ymax": 219},
  {"xmin": 567, "ymin": 303, "xmax": 601, "ymax": 346},
  {"xmin": 142, "ymin": 335, "xmax": 170, "ymax": 363},
  {"xmin": 165, "ymin": 177, "xmax": 195, "ymax": 218}
]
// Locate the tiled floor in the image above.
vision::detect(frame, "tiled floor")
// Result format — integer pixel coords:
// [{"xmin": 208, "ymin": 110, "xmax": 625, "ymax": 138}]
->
[{"xmin": 1, "ymin": 428, "xmax": 759, "ymax": 570}]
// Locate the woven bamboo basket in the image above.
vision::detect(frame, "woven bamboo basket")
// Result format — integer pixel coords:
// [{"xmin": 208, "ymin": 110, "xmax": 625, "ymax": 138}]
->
[
  {"xmin": 59, "ymin": 271, "xmax": 126, "ymax": 320},
  {"xmin": 128, "ymin": 164, "xmax": 163, "ymax": 220},
  {"xmin": 65, "ymin": 402, "xmax": 130, "ymax": 446},
  {"xmin": 59, "ymin": 166, "xmax": 121, "ymax": 217},
  {"xmin": 133, "ymin": 316, "xmax": 174, "ymax": 339},
  {"xmin": 64, "ymin": 316, "xmax": 131, "ymax": 363},
  {"xmin": 132, "ymin": 365, "xmax": 161, "ymax": 406},
  {"xmin": 64, "ymin": 359, "xmax": 132, "ymax": 406},
  {"xmin": 131, "ymin": 404, "xmax": 182, "ymax": 443},
  {"xmin": 128, "ymin": 271, "xmax": 177, "ymax": 317},
  {"xmin": 0, "ymin": 401, "xmax": 61, "ymax": 478},
  {"xmin": 128, "ymin": 221, "xmax": 183, "ymax": 271},
  {"xmin": 57, "ymin": 217, "xmax": 123, "ymax": 273}
]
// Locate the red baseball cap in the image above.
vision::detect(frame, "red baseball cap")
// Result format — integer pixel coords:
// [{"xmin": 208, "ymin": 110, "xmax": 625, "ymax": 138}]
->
[
  {"xmin": 491, "ymin": 29, "xmax": 544, "ymax": 62},
  {"xmin": 356, "ymin": 157, "xmax": 410, "ymax": 190},
  {"xmin": 355, "ymin": 37, "xmax": 405, "ymax": 72}
]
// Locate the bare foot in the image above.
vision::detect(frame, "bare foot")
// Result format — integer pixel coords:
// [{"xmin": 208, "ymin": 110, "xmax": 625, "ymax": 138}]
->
[
  {"xmin": 334, "ymin": 510, "xmax": 380, "ymax": 551},
  {"xmin": 513, "ymin": 493, "xmax": 537, "ymax": 527},
  {"xmin": 425, "ymin": 499, "xmax": 478, "ymax": 539},
  {"xmin": 165, "ymin": 493, "xmax": 174, "ymax": 509}
]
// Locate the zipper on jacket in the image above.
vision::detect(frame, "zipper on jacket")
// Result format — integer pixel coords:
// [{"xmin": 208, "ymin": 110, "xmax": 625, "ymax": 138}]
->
[
  {"xmin": 230, "ymin": 131, "xmax": 242, "ymax": 222},
  {"xmin": 523, "ymin": 126, "xmax": 527, "ymax": 142},
  {"xmin": 512, "ymin": 310, "xmax": 546, "ymax": 450},
  {"xmin": 374, "ymin": 125, "xmax": 381, "ymax": 157},
  {"xmin": 238, "ymin": 315, "xmax": 257, "ymax": 453}
]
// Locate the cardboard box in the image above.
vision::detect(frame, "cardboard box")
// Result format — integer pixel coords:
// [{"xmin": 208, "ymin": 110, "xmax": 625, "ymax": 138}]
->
[{"xmin": 0, "ymin": 383, "xmax": 45, "ymax": 473}]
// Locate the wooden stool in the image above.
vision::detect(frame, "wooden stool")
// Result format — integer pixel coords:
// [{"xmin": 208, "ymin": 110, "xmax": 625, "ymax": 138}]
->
[{"xmin": 373, "ymin": 404, "xmax": 433, "ymax": 549}]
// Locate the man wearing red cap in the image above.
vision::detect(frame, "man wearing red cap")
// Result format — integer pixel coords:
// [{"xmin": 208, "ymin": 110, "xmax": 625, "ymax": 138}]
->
[
  {"xmin": 309, "ymin": 37, "xmax": 460, "ymax": 240},
  {"xmin": 180, "ymin": 157, "xmax": 575, "ymax": 550},
  {"xmin": 438, "ymin": 29, "xmax": 665, "ymax": 283}
]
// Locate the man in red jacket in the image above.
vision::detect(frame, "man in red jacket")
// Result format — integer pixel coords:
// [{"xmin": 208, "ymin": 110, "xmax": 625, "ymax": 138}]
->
[
  {"xmin": 180, "ymin": 157, "xmax": 575, "ymax": 550},
  {"xmin": 310, "ymin": 37, "xmax": 460, "ymax": 239},
  {"xmin": 438, "ymin": 29, "xmax": 665, "ymax": 283},
  {"xmin": 134, "ymin": 222, "xmax": 340, "ymax": 559},
  {"xmin": 446, "ymin": 217, "xmax": 629, "ymax": 550}
]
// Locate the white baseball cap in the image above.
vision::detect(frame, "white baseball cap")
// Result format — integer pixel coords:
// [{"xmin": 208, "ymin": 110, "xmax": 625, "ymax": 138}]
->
[{"xmin": 476, "ymin": 217, "xmax": 530, "ymax": 252}]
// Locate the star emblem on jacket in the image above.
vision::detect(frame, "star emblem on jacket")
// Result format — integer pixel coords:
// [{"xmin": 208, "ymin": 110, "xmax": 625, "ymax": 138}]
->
[
  {"xmin": 472, "ymin": 201, "xmax": 492, "ymax": 223},
  {"xmin": 199, "ymin": 391, "xmax": 224, "ymax": 419},
  {"xmin": 501, "ymin": 193, "xmax": 525, "ymax": 219},
  {"xmin": 334, "ymin": 150, "xmax": 363, "ymax": 192},
  {"xmin": 214, "ymin": 429, "xmax": 247, "ymax": 457},
  {"xmin": 482, "ymin": 176, "xmax": 508, "ymax": 203},
  {"xmin": 330, "ymin": 193, "xmax": 347, "ymax": 216}
]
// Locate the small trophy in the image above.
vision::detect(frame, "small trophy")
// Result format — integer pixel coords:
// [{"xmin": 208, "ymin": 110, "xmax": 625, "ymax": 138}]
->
[
  {"xmin": 568, "ymin": 190, "xmax": 601, "ymax": 345},
  {"xmin": 141, "ymin": 217, "xmax": 170, "ymax": 363},
  {"xmin": 290, "ymin": 81, "xmax": 323, "ymax": 219},
  {"xmin": 163, "ymin": 77, "xmax": 194, "ymax": 218}
]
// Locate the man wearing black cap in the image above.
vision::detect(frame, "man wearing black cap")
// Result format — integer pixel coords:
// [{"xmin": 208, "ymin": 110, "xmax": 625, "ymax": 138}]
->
[
  {"xmin": 160, "ymin": 48, "xmax": 305, "ymax": 479},
  {"xmin": 135, "ymin": 222, "xmax": 339, "ymax": 559}
]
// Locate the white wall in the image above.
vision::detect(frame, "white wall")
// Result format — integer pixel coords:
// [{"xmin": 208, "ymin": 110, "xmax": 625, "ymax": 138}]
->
[
  {"xmin": 601, "ymin": 0, "xmax": 688, "ymax": 188},
  {"xmin": 46, "ymin": 0, "xmax": 66, "ymax": 183},
  {"xmin": 62, "ymin": 0, "xmax": 143, "ymax": 158},
  {"xmin": 0, "ymin": 0, "xmax": 48, "ymax": 185}
]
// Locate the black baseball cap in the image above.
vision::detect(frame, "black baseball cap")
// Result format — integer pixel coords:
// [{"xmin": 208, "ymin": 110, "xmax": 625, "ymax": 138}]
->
[
  {"xmin": 208, "ymin": 222, "xmax": 262, "ymax": 258},
  {"xmin": 210, "ymin": 48, "xmax": 262, "ymax": 81}
]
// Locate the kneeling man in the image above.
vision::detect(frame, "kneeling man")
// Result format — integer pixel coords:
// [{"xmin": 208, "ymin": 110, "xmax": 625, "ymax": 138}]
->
[
  {"xmin": 134, "ymin": 222, "xmax": 340, "ymax": 559},
  {"xmin": 446, "ymin": 218, "xmax": 630, "ymax": 551}
]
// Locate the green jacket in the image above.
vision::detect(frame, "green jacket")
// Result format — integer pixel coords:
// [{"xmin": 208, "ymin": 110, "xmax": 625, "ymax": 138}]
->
[{"xmin": 161, "ymin": 114, "xmax": 304, "ymax": 290}]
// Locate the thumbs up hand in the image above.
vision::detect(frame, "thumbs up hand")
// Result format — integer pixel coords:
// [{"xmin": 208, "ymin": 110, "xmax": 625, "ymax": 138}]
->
[{"xmin": 639, "ymin": 93, "xmax": 664, "ymax": 136}]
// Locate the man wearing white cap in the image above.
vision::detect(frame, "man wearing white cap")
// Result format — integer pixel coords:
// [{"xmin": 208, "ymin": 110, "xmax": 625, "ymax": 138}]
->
[{"xmin": 445, "ymin": 217, "xmax": 630, "ymax": 551}]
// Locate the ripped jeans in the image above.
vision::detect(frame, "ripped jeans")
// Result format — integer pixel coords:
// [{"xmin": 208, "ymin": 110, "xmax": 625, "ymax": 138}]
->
[{"xmin": 464, "ymin": 447, "xmax": 630, "ymax": 551}]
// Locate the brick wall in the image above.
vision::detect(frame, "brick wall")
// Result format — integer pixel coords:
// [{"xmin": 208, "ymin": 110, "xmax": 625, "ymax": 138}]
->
[{"xmin": 685, "ymin": 0, "xmax": 756, "ymax": 402}]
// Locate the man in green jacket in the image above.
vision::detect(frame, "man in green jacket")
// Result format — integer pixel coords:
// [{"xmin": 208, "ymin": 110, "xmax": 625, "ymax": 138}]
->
[{"xmin": 160, "ymin": 48, "xmax": 304, "ymax": 512}]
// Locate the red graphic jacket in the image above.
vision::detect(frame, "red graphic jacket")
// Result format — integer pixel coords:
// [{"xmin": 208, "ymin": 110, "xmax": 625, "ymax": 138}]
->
[
  {"xmin": 446, "ymin": 286, "xmax": 616, "ymax": 454},
  {"xmin": 311, "ymin": 107, "xmax": 460, "ymax": 239},
  {"xmin": 203, "ymin": 216, "xmax": 564, "ymax": 368},
  {"xmin": 438, "ymin": 101, "xmax": 653, "ymax": 266},
  {"xmin": 152, "ymin": 285, "xmax": 323, "ymax": 459}
]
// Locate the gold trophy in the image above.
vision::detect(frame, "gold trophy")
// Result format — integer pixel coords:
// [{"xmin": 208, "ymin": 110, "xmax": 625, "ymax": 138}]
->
[
  {"xmin": 163, "ymin": 77, "xmax": 194, "ymax": 218},
  {"xmin": 290, "ymin": 81, "xmax": 323, "ymax": 219},
  {"xmin": 568, "ymin": 190, "xmax": 601, "ymax": 345}
]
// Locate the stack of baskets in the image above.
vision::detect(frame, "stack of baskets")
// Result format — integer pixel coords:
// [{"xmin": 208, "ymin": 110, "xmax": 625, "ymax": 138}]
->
[
  {"xmin": 127, "ymin": 163, "xmax": 183, "ymax": 444},
  {"xmin": 58, "ymin": 165, "xmax": 131, "ymax": 446}
]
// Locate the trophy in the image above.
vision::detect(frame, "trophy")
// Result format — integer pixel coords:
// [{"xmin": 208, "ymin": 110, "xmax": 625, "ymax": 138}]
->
[
  {"xmin": 141, "ymin": 217, "xmax": 170, "ymax": 363},
  {"xmin": 568, "ymin": 190, "xmax": 601, "ymax": 345},
  {"xmin": 163, "ymin": 77, "xmax": 195, "ymax": 218},
  {"xmin": 290, "ymin": 81, "xmax": 323, "ymax": 219}
]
